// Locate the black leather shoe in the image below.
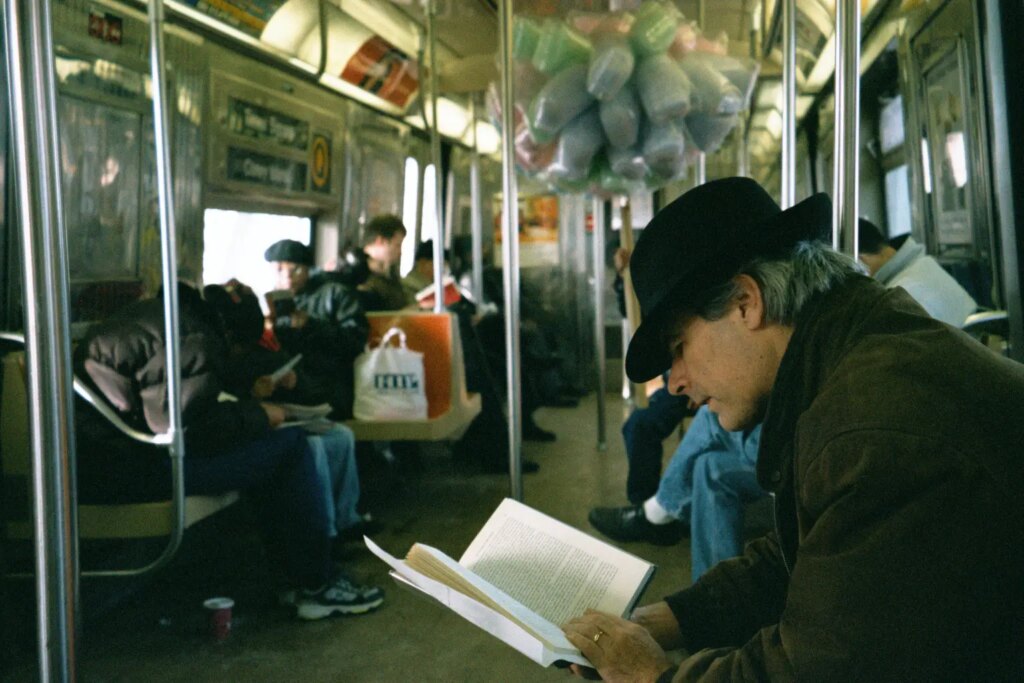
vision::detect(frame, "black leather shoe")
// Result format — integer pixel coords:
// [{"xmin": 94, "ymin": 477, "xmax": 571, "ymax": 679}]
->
[
  {"xmin": 588, "ymin": 505, "xmax": 685, "ymax": 546},
  {"xmin": 523, "ymin": 422, "xmax": 556, "ymax": 442},
  {"xmin": 482, "ymin": 459, "xmax": 540, "ymax": 474}
]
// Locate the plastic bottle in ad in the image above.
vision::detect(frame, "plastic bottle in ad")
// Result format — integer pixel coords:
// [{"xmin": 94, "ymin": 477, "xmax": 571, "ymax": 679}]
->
[
  {"xmin": 528, "ymin": 64, "xmax": 594, "ymax": 144},
  {"xmin": 599, "ymin": 82, "xmax": 641, "ymax": 149},
  {"xmin": 532, "ymin": 19, "xmax": 593, "ymax": 75},
  {"xmin": 642, "ymin": 118, "xmax": 686, "ymax": 179},
  {"xmin": 587, "ymin": 37, "xmax": 635, "ymax": 101},
  {"xmin": 636, "ymin": 54, "xmax": 692, "ymax": 123},
  {"xmin": 630, "ymin": 0, "xmax": 681, "ymax": 56},
  {"xmin": 548, "ymin": 107, "xmax": 604, "ymax": 181},
  {"xmin": 679, "ymin": 53, "xmax": 743, "ymax": 116}
]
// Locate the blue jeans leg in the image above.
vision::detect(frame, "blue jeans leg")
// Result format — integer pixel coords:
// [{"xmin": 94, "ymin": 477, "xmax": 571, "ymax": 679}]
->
[
  {"xmin": 687, "ymin": 432, "xmax": 765, "ymax": 582},
  {"xmin": 307, "ymin": 425, "xmax": 362, "ymax": 536},
  {"xmin": 622, "ymin": 387, "xmax": 691, "ymax": 504},
  {"xmin": 654, "ymin": 406, "xmax": 728, "ymax": 520},
  {"xmin": 181, "ymin": 427, "xmax": 331, "ymax": 590}
]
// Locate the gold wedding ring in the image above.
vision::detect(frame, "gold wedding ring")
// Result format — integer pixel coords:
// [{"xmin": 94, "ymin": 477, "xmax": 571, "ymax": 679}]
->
[{"xmin": 592, "ymin": 629, "xmax": 605, "ymax": 644}]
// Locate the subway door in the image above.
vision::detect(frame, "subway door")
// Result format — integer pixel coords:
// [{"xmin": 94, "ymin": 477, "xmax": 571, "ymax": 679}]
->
[{"xmin": 898, "ymin": 0, "xmax": 1000, "ymax": 311}]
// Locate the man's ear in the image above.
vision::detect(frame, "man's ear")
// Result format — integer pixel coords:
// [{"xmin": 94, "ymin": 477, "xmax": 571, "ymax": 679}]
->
[{"xmin": 733, "ymin": 274, "xmax": 766, "ymax": 329}]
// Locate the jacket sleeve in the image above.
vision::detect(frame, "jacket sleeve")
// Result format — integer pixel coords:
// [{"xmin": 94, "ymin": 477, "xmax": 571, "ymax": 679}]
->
[
  {"xmin": 661, "ymin": 430, "xmax": 1011, "ymax": 681},
  {"xmin": 291, "ymin": 284, "xmax": 368, "ymax": 363}
]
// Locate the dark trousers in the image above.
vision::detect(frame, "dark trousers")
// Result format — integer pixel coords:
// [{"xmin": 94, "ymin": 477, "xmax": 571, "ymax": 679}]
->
[
  {"xmin": 621, "ymin": 387, "xmax": 692, "ymax": 503},
  {"xmin": 78, "ymin": 427, "xmax": 331, "ymax": 590}
]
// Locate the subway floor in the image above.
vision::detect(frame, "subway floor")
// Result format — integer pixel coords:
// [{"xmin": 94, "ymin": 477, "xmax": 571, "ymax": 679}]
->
[{"xmin": 2, "ymin": 394, "xmax": 769, "ymax": 682}]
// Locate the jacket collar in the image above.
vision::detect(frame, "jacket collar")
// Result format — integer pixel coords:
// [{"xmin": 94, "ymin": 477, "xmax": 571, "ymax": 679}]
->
[{"xmin": 756, "ymin": 274, "xmax": 890, "ymax": 490}]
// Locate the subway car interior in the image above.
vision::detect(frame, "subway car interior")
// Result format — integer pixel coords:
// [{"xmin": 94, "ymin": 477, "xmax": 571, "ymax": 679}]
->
[{"xmin": 1, "ymin": 0, "xmax": 1022, "ymax": 680}]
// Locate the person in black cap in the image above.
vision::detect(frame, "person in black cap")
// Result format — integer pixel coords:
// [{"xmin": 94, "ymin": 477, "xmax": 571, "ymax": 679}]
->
[
  {"xmin": 562, "ymin": 177, "xmax": 1024, "ymax": 681},
  {"xmin": 265, "ymin": 239, "xmax": 367, "ymax": 419}
]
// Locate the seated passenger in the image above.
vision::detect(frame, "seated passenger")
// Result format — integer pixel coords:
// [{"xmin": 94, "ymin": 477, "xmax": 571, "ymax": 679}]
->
[
  {"xmin": 73, "ymin": 284, "xmax": 383, "ymax": 620},
  {"xmin": 401, "ymin": 239, "xmax": 443, "ymax": 304},
  {"xmin": 589, "ymin": 406, "xmax": 765, "ymax": 582},
  {"xmin": 203, "ymin": 281, "xmax": 374, "ymax": 547},
  {"xmin": 857, "ymin": 217, "xmax": 977, "ymax": 326},
  {"xmin": 360, "ymin": 214, "xmax": 412, "ymax": 311},
  {"xmin": 562, "ymin": 178, "xmax": 1024, "ymax": 680},
  {"xmin": 264, "ymin": 239, "xmax": 367, "ymax": 419}
]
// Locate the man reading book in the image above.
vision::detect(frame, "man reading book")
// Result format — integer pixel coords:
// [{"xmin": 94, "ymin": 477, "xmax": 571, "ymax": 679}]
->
[{"xmin": 562, "ymin": 178, "xmax": 1024, "ymax": 681}]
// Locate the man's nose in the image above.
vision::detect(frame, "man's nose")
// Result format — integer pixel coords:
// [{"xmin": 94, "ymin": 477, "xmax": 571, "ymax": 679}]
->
[{"xmin": 667, "ymin": 360, "xmax": 687, "ymax": 396}]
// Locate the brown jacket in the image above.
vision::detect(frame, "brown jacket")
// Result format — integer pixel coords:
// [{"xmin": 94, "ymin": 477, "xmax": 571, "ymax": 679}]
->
[{"xmin": 661, "ymin": 275, "xmax": 1024, "ymax": 681}]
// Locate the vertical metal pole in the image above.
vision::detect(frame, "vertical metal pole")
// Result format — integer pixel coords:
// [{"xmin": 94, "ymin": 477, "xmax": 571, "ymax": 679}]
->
[
  {"xmin": 469, "ymin": 95, "xmax": 485, "ymax": 306},
  {"xmin": 426, "ymin": 0, "xmax": 445, "ymax": 312},
  {"xmin": 3, "ymin": 0, "xmax": 77, "ymax": 678},
  {"xmin": 498, "ymin": 0, "xmax": 523, "ymax": 499},
  {"xmin": 781, "ymin": 0, "xmax": 797, "ymax": 209},
  {"xmin": 832, "ymin": 0, "xmax": 860, "ymax": 256},
  {"xmin": 149, "ymin": 0, "xmax": 186, "ymax": 552},
  {"xmin": 696, "ymin": 0, "xmax": 707, "ymax": 187},
  {"xmin": 592, "ymin": 198, "xmax": 607, "ymax": 451},
  {"xmin": 739, "ymin": 119, "xmax": 751, "ymax": 177}
]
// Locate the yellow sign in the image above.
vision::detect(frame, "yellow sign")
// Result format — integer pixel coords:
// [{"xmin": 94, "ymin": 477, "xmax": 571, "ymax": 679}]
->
[{"xmin": 310, "ymin": 134, "xmax": 331, "ymax": 193}]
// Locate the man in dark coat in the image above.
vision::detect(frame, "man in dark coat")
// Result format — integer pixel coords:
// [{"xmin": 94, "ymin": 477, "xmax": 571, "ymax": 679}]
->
[
  {"xmin": 74, "ymin": 284, "xmax": 382, "ymax": 619},
  {"xmin": 562, "ymin": 178, "xmax": 1024, "ymax": 681},
  {"xmin": 265, "ymin": 239, "xmax": 368, "ymax": 419}
]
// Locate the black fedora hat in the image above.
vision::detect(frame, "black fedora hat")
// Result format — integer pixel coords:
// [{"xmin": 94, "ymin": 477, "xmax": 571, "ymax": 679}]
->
[{"xmin": 626, "ymin": 177, "xmax": 831, "ymax": 383}]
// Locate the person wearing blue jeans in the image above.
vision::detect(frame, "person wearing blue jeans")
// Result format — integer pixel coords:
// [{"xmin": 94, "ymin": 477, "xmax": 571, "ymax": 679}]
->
[
  {"xmin": 74, "ymin": 287, "xmax": 384, "ymax": 620},
  {"xmin": 307, "ymin": 425, "xmax": 363, "ymax": 537},
  {"xmin": 590, "ymin": 405, "xmax": 766, "ymax": 581},
  {"xmin": 620, "ymin": 385, "xmax": 693, "ymax": 503}
]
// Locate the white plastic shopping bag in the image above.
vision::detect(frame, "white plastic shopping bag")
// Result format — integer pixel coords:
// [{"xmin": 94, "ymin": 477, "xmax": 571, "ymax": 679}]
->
[{"xmin": 353, "ymin": 327, "xmax": 428, "ymax": 420}]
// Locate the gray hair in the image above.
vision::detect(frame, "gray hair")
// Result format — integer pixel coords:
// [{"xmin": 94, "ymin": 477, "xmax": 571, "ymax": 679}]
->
[{"xmin": 688, "ymin": 241, "xmax": 862, "ymax": 325}]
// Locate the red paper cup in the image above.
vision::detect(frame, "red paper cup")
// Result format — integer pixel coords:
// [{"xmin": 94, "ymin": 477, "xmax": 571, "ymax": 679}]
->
[{"xmin": 202, "ymin": 597, "xmax": 234, "ymax": 643}]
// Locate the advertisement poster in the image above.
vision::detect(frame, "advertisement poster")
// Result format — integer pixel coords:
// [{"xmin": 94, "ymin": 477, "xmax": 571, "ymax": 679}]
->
[
  {"xmin": 494, "ymin": 194, "xmax": 559, "ymax": 268},
  {"xmin": 182, "ymin": 0, "xmax": 285, "ymax": 37}
]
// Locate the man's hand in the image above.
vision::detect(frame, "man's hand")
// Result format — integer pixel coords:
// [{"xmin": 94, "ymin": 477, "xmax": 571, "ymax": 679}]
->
[
  {"xmin": 251, "ymin": 375, "xmax": 275, "ymax": 399},
  {"xmin": 261, "ymin": 403, "xmax": 286, "ymax": 427},
  {"xmin": 630, "ymin": 602, "xmax": 686, "ymax": 651},
  {"xmin": 563, "ymin": 610, "xmax": 672, "ymax": 683},
  {"xmin": 288, "ymin": 310, "xmax": 309, "ymax": 329},
  {"xmin": 613, "ymin": 247, "xmax": 632, "ymax": 275},
  {"xmin": 277, "ymin": 370, "xmax": 298, "ymax": 390}
]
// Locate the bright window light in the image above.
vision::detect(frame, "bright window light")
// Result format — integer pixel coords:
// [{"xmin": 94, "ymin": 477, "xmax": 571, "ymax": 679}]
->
[
  {"xmin": 401, "ymin": 156, "xmax": 420, "ymax": 276},
  {"xmin": 421, "ymin": 163, "xmax": 438, "ymax": 244},
  {"xmin": 203, "ymin": 209, "xmax": 311, "ymax": 303},
  {"xmin": 921, "ymin": 139, "xmax": 932, "ymax": 194},
  {"xmin": 945, "ymin": 131, "xmax": 968, "ymax": 188}
]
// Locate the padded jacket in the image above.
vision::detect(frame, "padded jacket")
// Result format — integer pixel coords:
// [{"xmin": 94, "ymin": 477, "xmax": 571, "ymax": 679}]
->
[
  {"xmin": 74, "ymin": 295, "xmax": 271, "ymax": 461},
  {"xmin": 659, "ymin": 275, "xmax": 1024, "ymax": 682},
  {"xmin": 274, "ymin": 274, "xmax": 367, "ymax": 418}
]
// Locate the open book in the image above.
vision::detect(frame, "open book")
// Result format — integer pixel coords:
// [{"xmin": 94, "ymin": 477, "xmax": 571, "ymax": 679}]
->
[{"xmin": 365, "ymin": 498, "xmax": 655, "ymax": 667}]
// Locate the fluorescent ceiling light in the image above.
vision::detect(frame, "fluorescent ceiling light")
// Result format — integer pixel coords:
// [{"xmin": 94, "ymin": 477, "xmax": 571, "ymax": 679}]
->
[
  {"xmin": 470, "ymin": 121, "xmax": 500, "ymax": 155},
  {"xmin": 407, "ymin": 97, "xmax": 471, "ymax": 139}
]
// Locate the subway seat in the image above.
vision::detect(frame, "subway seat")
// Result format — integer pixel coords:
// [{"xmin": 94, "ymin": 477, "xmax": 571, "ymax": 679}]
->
[
  {"xmin": 0, "ymin": 349, "xmax": 238, "ymax": 542},
  {"xmin": 343, "ymin": 311, "xmax": 482, "ymax": 441}
]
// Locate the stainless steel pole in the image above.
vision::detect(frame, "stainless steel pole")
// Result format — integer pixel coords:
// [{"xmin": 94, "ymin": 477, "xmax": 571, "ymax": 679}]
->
[
  {"xmin": 592, "ymin": 198, "xmax": 607, "ymax": 451},
  {"xmin": 149, "ymin": 0, "xmax": 187, "ymax": 559},
  {"xmin": 832, "ymin": 0, "xmax": 860, "ymax": 256},
  {"xmin": 498, "ymin": 0, "xmax": 523, "ymax": 500},
  {"xmin": 426, "ymin": 0, "xmax": 445, "ymax": 312},
  {"xmin": 781, "ymin": 0, "xmax": 797, "ymax": 208},
  {"xmin": 3, "ymin": 0, "xmax": 77, "ymax": 678},
  {"xmin": 696, "ymin": 0, "xmax": 707, "ymax": 187},
  {"xmin": 469, "ymin": 95, "xmax": 485, "ymax": 306}
]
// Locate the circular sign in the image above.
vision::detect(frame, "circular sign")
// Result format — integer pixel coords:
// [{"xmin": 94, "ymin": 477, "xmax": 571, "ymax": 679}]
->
[{"xmin": 311, "ymin": 135, "xmax": 331, "ymax": 190}]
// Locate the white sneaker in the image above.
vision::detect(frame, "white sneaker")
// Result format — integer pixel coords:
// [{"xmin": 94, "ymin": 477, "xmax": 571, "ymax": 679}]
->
[{"xmin": 295, "ymin": 573, "xmax": 384, "ymax": 620}]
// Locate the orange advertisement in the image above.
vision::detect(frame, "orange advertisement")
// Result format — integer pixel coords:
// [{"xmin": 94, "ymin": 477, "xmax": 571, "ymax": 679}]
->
[{"xmin": 340, "ymin": 37, "xmax": 420, "ymax": 109}]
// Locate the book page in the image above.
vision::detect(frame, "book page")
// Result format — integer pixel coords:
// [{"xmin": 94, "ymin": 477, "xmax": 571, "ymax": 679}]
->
[{"xmin": 460, "ymin": 499, "xmax": 654, "ymax": 626}]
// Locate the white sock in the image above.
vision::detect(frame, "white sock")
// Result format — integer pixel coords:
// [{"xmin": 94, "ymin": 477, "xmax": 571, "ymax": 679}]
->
[{"xmin": 643, "ymin": 497, "xmax": 674, "ymax": 525}]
